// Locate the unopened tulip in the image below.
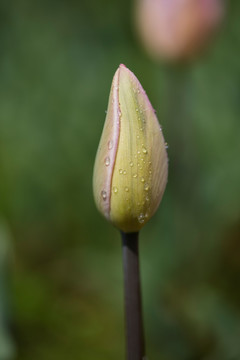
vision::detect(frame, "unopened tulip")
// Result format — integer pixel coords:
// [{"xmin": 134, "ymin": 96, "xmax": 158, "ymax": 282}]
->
[
  {"xmin": 93, "ymin": 64, "xmax": 168, "ymax": 233},
  {"xmin": 135, "ymin": 0, "xmax": 224, "ymax": 61}
]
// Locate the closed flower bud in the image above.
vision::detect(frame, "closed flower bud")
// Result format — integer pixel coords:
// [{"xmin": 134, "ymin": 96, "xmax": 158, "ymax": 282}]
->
[
  {"xmin": 135, "ymin": 0, "xmax": 224, "ymax": 61},
  {"xmin": 93, "ymin": 64, "xmax": 168, "ymax": 233}
]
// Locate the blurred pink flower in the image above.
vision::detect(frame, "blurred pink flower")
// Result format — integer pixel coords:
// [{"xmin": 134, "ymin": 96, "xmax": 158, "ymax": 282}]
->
[{"xmin": 135, "ymin": 0, "xmax": 224, "ymax": 61}]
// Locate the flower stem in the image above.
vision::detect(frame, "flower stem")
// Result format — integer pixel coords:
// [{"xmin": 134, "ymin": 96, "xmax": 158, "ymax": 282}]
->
[{"xmin": 121, "ymin": 231, "xmax": 146, "ymax": 360}]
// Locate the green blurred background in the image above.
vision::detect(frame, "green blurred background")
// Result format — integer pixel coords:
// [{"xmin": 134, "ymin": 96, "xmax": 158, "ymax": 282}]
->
[{"xmin": 0, "ymin": 0, "xmax": 240, "ymax": 359}]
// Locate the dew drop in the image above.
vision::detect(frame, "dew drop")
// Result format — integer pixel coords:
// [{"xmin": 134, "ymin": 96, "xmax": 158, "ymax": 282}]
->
[
  {"xmin": 119, "ymin": 169, "xmax": 123, "ymax": 174},
  {"xmin": 146, "ymin": 196, "xmax": 150, "ymax": 202},
  {"xmin": 138, "ymin": 213, "xmax": 145, "ymax": 224},
  {"xmin": 144, "ymin": 183, "xmax": 149, "ymax": 191},
  {"xmin": 113, "ymin": 186, "xmax": 118, "ymax": 194},
  {"xmin": 108, "ymin": 140, "xmax": 113, "ymax": 150},
  {"xmin": 136, "ymin": 108, "xmax": 139, "ymax": 112},
  {"xmin": 137, "ymin": 135, "xmax": 140, "ymax": 139},
  {"xmin": 129, "ymin": 161, "xmax": 134, "ymax": 167},
  {"xmin": 101, "ymin": 190, "xmax": 107, "ymax": 201},
  {"xmin": 123, "ymin": 170, "xmax": 127, "ymax": 175},
  {"xmin": 104, "ymin": 156, "xmax": 110, "ymax": 166},
  {"xmin": 125, "ymin": 187, "xmax": 129, "ymax": 192},
  {"xmin": 141, "ymin": 177, "xmax": 145, "ymax": 183},
  {"xmin": 165, "ymin": 142, "xmax": 169, "ymax": 149},
  {"xmin": 133, "ymin": 174, "xmax": 138, "ymax": 178},
  {"xmin": 142, "ymin": 146, "xmax": 147, "ymax": 154},
  {"xmin": 137, "ymin": 150, "xmax": 141, "ymax": 155}
]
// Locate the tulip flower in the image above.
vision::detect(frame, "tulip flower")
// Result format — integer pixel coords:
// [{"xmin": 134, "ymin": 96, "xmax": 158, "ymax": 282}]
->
[
  {"xmin": 135, "ymin": 0, "xmax": 224, "ymax": 61},
  {"xmin": 93, "ymin": 64, "xmax": 168, "ymax": 233},
  {"xmin": 93, "ymin": 64, "xmax": 168, "ymax": 360}
]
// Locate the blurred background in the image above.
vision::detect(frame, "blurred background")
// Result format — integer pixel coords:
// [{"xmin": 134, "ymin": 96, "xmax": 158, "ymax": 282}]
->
[{"xmin": 0, "ymin": 0, "xmax": 240, "ymax": 359}]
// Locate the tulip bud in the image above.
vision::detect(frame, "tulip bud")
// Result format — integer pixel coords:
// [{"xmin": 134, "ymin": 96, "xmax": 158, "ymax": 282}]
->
[
  {"xmin": 93, "ymin": 64, "xmax": 168, "ymax": 233},
  {"xmin": 135, "ymin": 0, "xmax": 224, "ymax": 61}
]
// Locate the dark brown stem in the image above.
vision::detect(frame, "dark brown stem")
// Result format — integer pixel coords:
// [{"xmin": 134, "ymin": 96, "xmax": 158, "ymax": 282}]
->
[{"xmin": 121, "ymin": 231, "xmax": 146, "ymax": 360}]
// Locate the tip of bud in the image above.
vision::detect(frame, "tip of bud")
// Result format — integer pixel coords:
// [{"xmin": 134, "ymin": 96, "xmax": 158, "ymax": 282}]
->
[{"xmin": 93, "ymin": 65, "xmax": 168, "ymax": 233}]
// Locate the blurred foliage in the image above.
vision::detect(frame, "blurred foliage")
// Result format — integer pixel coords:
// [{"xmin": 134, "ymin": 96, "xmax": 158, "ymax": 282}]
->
[
  {"xmin": 0, "ymin": 0, "xmax": 240, "ymax": 359},
  {"xmin": 0, "ymin": 222, "xmax": 15, "ymax": 360}
]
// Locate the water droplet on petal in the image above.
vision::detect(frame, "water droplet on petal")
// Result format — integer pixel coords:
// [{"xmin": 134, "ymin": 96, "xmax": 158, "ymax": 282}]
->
[
  {"xmin": 108, "ymin": 140, "xmax": 113, "ymax": 150},
  {"xmin": 144, "ymin": 183, "xmax": 149, "ymax": 191},
  {"xmin": 133, "ymin": 174, "xmax": 138, "ymax": 178},
  {"xmin": 141, "ymin": 177, "xmax": 145, "ymax": 183},
  {"xmin": 129, "ymin": 161, "xmax": 134, "ymax": 167},
  {"xmin": 101, "ymin": 190, "xmax": 107, "ymax": 201},
  {"xmin": 138, "ymin": 213, "xmax": 145, "ymax": 224},
  {"xmin": 113, "ymin": 186, "xmax": 118, "ymax": 194},
  {"xmin": 142, "ymin": 146, "xmax": 147, "ymax": 154},
  {"xmin": 125, "ymin": 187, "xmax": 129, "ymax": 192},
  {"xmin": 104, "ymin": 156, "xmax": 110, "ymax": 166},
  {"xmin": 165, "ymin": 142, "xmax": 169, "ymax": 149},
  {"xmin": 119, "ymin": 169, "xmax": 123, "ymax": 174},
  {"xmin": 123, "ymin": 170, "xmax": 127, "ymax": 175}
]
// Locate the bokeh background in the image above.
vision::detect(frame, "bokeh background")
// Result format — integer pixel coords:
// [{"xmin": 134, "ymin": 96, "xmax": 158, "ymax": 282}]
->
[{"xmin": 0, "ymin": 0, "xmax": 240, "ymax": 359}]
